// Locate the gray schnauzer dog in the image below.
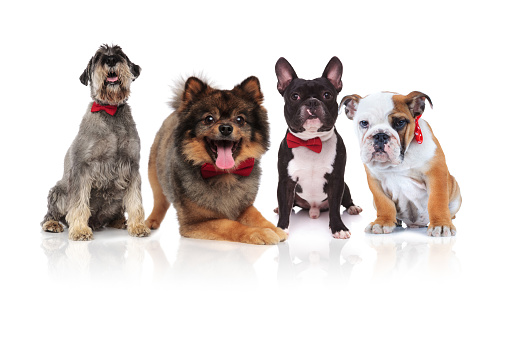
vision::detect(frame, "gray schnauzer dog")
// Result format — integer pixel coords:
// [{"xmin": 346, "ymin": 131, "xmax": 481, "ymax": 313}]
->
[{"xmin": 41, "ymin": 44, "xmax": 150, "ymax": 241}]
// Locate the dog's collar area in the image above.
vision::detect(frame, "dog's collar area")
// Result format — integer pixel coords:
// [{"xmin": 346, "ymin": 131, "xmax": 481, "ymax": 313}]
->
[
  {"xmin": 286, "ymin": 132, "xmax": 322, "ymax": 153},
  {"xmin": 201, "ymin": 158, "xmax": 255, "ymax": 179},
  {"xmin": 91, "ymin": 102, "xmax": 118, "ymax": 116},
  {"xmin": 414, "ymin": 116, "xmax": 423, "ymax": 144}
]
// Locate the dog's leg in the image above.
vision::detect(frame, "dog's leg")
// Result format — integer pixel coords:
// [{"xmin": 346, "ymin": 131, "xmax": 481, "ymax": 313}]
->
[
  {"xmin": 180, "ymin": 219, "xmax": 281, "ymax": 245},
  {"xmin": 426, "ymin": 162, "xmax": 456, "ymax": 237},
  {"xmin": 66, "ymin": 174, "xmax": 94, "ymax": 241},
  {"xmin": 342, "ymin": 183, "xmax": 362, "ymax": 215},
  {"xmin": 365, "ymin": 166, "xmax": 397, "ymax": 234},
  {"xmin": 41, "ymin": 182, "xmax": 67, "ymax": 233},
  {"xmin": 276, "ymin": 178, "xmax": 297, "ymax": 231},
  {"xmin": 124, "ymin": 172, "xmax": 150, "ymax": 237},
  {"xmin": 237, "ymin": 206, "xmax": 287, "ymax": 242},
  {"xmin": 326, "ymin": 170, "xmax": 350, "ymax": 239},
  {"xmin": 146, "ymin": 149, "xmax": 170, "ymax": 229}
]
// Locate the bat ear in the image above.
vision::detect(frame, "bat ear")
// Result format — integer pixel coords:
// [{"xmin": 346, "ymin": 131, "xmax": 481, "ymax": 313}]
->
[
  {"xmin": 275, "ymin": 57, "xmax": 298, "ymax": 95},
  {"xmin": 322, "ymin": 56, "xmax": 343, "ymax": 92},
  {"xmin": 339, "ymin": 94, "xmax": 362, "ymax": 120},
  {"xmin": 405, "ymin": 91, "xmax": 433, "ymax": 118},
  {"xmin": 79, "ymin": 57, "xmax": 92, "ymax": 86}
]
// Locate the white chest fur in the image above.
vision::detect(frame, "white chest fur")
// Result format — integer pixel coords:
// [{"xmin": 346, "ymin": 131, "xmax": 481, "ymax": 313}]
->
[{"xmin": 287, "ymin": 130, "xmax": 337, "ymax": 205}]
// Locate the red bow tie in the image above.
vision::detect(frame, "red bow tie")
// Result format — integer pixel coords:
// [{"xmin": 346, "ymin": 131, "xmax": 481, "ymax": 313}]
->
[
  {"xmin": 91, "ymin": 102, "xmax": 118, "ymax": 116},
  {"xmin": 286, "ymin": 132, "xmax": 322, "ymax": 153},
  {"xmin": 201, "ymin": 158, "xmax": 255, "ymax": 179},
  {"xmin": 414, "ymin": 115, "xmax": 423, "ymax": 144}
]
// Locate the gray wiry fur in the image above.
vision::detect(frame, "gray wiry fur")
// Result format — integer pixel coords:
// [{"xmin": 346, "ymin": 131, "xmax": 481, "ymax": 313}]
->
[{"xmin": 41, "ymin": 44, "xmax": 150, "ymax": 241}]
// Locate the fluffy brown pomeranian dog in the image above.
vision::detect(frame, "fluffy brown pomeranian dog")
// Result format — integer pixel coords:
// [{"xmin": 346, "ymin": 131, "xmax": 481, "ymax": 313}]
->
[{"xmin": 145, "ymin": 76, "xmax": 287, "ymax": 245}]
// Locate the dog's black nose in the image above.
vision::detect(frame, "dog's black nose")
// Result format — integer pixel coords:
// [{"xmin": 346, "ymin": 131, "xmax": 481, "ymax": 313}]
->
[
  {"xmin": 373, "ymin": 133, "xmax": 390, "ymax": 150},
  {"xmin": 308, "ymin": 99, "xmax": 319, "ymax": 109},
  {"xmin": 105, "ymin": 56, "xmax": 117, "ymax": 67},
  {"xmin": 219, "ymin": 124, "xmax": 233, "ymax": 136}
]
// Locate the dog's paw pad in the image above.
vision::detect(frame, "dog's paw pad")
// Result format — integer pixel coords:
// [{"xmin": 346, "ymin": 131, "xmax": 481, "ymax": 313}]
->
[
  {"xmin": 274, "ymin": 228, "xmax": 288, "ymax": 242},
  {"xmin": 245, "ymin": 229, "xmax": 280, "ymax": 245},
  {"xmin": 69, "ymin": 227, "xmax": 94, "ymax": 241},
  {"xmin": 145, "ymin": 218, "xmax": 161, "ymax": 230},
  {"xmin": 428, "ymin": 226, "xmax": 455, "ymax": 237},
  {"xmin": 366, "ymin": 223, "xmax": 395, "ymax": 234},
  {"xmin": 333, "ymin": 230, "xmax": 351, "ymax": 239},
  {"xmin": 128, "ymin": 224, "xmax": 151, "ymax": 237},
  {"xmin": 346, "ymin": 205, "xmax": 363, "ymax": 215},
  {"xmin": 42, "ymin": 220, "xmax": 64, "ymax": 233}
]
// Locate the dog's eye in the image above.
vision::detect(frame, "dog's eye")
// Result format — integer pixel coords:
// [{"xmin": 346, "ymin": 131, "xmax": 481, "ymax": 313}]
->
[
  {"xmin": 291, "ymin": 93, "xmax": 300, "ymax": 101},
  {"xmin": 395, "ymin": 120, "xmax": 407, "ymax": 129},
  {"xmin": 235, "ymin": 116, "xmax": 245, "ymax": 125},
  {"xmin": 323, "ymin": 92, "xmax": 332, "ymax": 100},
  {"xmin": 203, "ymin": 116, "xmax": 215, "ymax": 125},
  {"xmin": 359, "ymin": 120, "xmax": 369, "ymax": 128}
]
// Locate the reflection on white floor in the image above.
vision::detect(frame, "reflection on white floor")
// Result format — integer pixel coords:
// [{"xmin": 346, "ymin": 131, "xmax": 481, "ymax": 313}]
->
[{"xmin": 39, "ymin": 207, "xmax": 460, "ymax": 287}]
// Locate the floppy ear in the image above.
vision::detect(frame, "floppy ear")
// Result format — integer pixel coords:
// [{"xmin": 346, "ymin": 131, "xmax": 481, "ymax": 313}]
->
[
  {"xmin": 130, "ymin": 62, "xmax": 141, "ymax": 81},
  {"xmin": 234, "ymin": 76, "xmax": 264, "ymax": 104},
  {"xmin": 275, "ymin": 57, "xmax": 298, "ymax": 95},
  {"xmin": 182, "ymin": 76, "xmax": 209, "ymax": 104},
  {"xmin": 322, "ymin": 56, "xmax": 343, "ymax": 92},
  {"xmin": 79, "ymin": 57, "xmax": 92, "ymax": 86},
  {"xmin": 339, "ymin": 94, "xmax": 362, "ymax": 120},
  {"xmin": 405, "ymin": 91, "xmax": 433, "ymax": 118}
]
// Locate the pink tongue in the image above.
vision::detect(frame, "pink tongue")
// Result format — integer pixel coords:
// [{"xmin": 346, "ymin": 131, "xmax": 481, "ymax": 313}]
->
[
  {"xmin": 107, "ymin": 76, "xmax": 118, "ymax": 82},
  {"xmin": 215, "ymin": 141, "xmax": 235, "ymax": 169}
]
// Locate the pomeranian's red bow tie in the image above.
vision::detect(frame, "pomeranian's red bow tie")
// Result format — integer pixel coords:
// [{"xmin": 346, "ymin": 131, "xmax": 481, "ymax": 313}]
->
[
  {"xmin": 286, "ymin": 132, "xmax": 322, "ymax": 153},
  {"xmin": 91, "ymin": 102, "xmax": 118, "ymax": 116},
  {"xmin": 414, "ymin": 115, "xmax": 423, "ymax": 144},
  {"xmin": 201, "ymin": 158, "xmax": 255, "ymax": 179}
]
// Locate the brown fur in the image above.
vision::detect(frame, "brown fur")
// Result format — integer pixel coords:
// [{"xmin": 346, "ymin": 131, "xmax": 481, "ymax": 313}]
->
[{"xmin": 145, "ymin": 76, "xmax": 287, "ymax": 245}]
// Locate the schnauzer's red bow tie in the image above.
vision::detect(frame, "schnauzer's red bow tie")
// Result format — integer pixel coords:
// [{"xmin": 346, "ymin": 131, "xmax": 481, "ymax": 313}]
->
[
  {"xmin": 286, "ymin": 132, "xmax": 322, "ymax": 153},
  {"xmin": 414, "ymin": 115, "xmax": 423, "ymax": 144},
  {"xmin": 201, "ymin": 158, "xmax": 255, "ymax": 179},
  {"xmin": 91, "ymin": 102, "xmax": 118, "ymax": 116}
]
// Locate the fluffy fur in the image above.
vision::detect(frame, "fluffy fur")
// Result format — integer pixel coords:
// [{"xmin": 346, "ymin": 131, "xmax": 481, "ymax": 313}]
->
[
  {"xmin": 145, "ymin": 76, "xmax": 287, "ymax": 245},
  {"xmin": 41, "ymin": 44, "xmax": 150, "ymax": 241}
]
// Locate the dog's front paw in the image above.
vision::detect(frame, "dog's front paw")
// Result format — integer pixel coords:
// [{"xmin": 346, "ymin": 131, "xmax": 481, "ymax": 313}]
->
[
  {"xmin": 243, "ymin": 228, "xmax": 281, "ymax": 245},
  {"xmin": 128, "ymin": 223, "xmax": 151, "ymax": 237},
  {"xmin": 69, "ymin": 226, "xmax": 94, "ymax": 241},
  {"xmin": 365, "ymin": 221, "xmax": 396, "ymax": 234},
  {"xmin": 333, "ymin": 230, "xmax": 351, "ymax": 239},
  {"xmin": 427, "ymin": 225, "xmax": 456, "ymax": 237},
  {"xmin": 346, "ymin": 205, "xmax": 363, "ymax": 215},
  {"xmin": 42, "ymin": 220, "xmax": 64, "ymax": 233}
]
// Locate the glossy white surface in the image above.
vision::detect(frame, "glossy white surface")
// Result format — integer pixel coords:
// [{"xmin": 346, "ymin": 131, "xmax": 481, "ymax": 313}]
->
[{"xmin": 2, "ymin": 0, "xmax": 505, "ymax": 339}]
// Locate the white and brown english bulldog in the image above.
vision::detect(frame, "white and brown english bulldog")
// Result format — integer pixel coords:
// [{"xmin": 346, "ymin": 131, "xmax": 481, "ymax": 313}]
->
[{"xmin": 339, "ymin": 91, "xmax": 461, "ymax": 237}]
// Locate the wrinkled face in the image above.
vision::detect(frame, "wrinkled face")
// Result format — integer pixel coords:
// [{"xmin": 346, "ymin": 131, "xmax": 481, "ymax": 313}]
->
[
  {"xmin": 80, "ymin": 44, "xmax": 141, "ymax": 105},
  {"xmin": 352, "ymin": 93, "xmax": 417, "ymax": 168},
  {"xmin": 282, "ymin": 78, "xmax": 339, "ymax": 134},
  {"xmin": 177, "ymin": 77, "xmax": 269, "ymax": 170}
]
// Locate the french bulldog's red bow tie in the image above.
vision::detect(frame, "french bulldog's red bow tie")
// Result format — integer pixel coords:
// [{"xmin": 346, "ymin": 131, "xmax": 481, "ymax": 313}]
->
[
  {"xmin": 91, "ymin": 102, "xmax": 118, "ymax": 116},
  {"xmin": 414, "ymin": 115, "xmax": 423, "ymax": 144},
  {"xmin": 286, "ymin": 132, "xmax": 322, "ymax": 153},
  {"xmin": 201, "ymin": 158, "xmax": 255, "ymax": 179}
]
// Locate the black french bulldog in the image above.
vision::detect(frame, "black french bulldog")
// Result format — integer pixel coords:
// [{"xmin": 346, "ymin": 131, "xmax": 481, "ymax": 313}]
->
[{"xmin": 274, "ymin": 57, "xmax": 361, "ymax": 239}]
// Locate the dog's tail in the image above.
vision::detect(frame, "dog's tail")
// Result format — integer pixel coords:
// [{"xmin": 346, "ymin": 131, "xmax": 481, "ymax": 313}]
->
[{"xmin": 169, "ymin": 73, "xmax": 214, "ymax": 111}]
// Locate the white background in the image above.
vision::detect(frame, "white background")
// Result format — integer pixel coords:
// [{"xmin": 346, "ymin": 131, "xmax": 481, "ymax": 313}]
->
[{"xmin": 1, "ymin": 1, "xmax": 506, "ymax": 339}]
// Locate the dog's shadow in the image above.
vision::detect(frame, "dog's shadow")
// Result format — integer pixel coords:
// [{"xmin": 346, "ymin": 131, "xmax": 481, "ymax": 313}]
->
[{"xmin": 40, "ymin": 228, "xmax": 170, "ymax": 283}]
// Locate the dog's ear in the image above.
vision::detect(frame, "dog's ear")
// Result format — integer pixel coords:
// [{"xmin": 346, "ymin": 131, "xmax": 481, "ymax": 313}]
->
[
  {"xmin": 234, "ymin": 76, "xmax": 264, "ymax": 104},
  {"xmin": 130, "ymin": 63, "xmax": 141, "ymax": 81},
  {"xmin": 322, "ymin": 56, "xmax": 343, "ymax": 92},
  {"xmin": 182, "ymin": 77, "xmax": 209, "ymax": 104},
  {"xmin": 339, "ymin": 94, "xmax": 362, "ymax": 120},
  {"xmin": 404, "ymin": 91, "xmax": 433, "ymax": 118},
  {"xmin": 79, "ymin": 57, "xmax": 92, "ymax": 86},
  {"xmin": 275, "ymin": 57, "xmax": 298, "ymax": 95}
]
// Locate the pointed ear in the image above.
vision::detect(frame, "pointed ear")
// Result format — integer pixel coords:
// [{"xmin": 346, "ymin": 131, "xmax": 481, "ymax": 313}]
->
[
  {"xmin": 182, "ymin": 77, "xmax": 208, "ymax": 104},
  {"xmin": 405, "ymin": 91, "xmax": 433, "ymax": 118},
  {"xmin": 234, "ymin": 76, "xmax": 264, "ymax": 104},
  {"xmin": 79, "ymin": 57, "xmax": 92, "ymax": 86},
  {"xmin": 130, "ymin": 62, "xmax": 141, "ymax": 81},
  {"xmin": 339, "ymin": 94, "xmax": 362, "ymax": 120},
  {"xmin": 275, "ymin": 57, "xmax": 298, "ymax": 95},
  {"xmin": 322, "ymin": 56, "xmax": 343, "ymax": 92}
]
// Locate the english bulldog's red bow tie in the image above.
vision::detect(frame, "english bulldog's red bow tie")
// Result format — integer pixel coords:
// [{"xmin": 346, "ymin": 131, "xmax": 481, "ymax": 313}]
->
[
  {"xmin": 286, "ymin": 132, "xmax": 322, "ymax": 153},
  {"xmin": 414, "ymin": 115, "xmax": 423, "ymax": 144},
  {"xmin": 91, "ymin": 102, "xmax": 118, "ymax": 116},
  {"xmin": 201, "ymin": 158, "xmax": 255, "ymax": 179}
]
